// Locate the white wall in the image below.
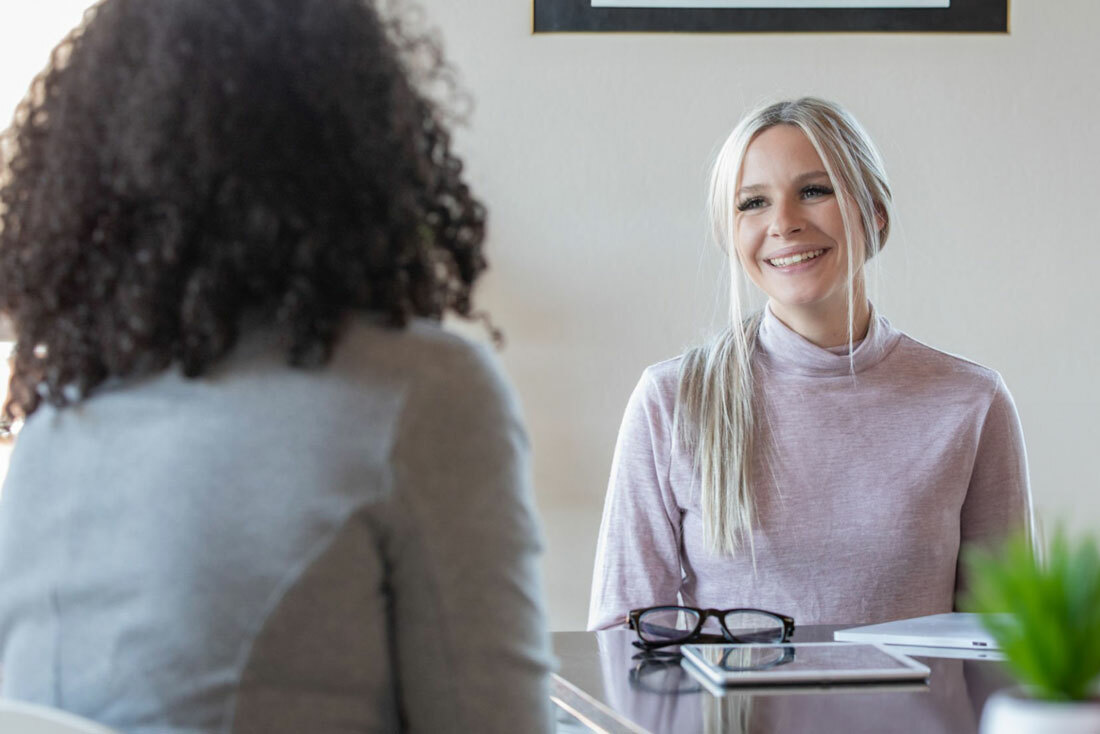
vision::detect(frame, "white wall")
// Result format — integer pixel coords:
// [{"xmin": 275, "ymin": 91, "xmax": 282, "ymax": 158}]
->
[
  {"xmin": 418, "ymin": 0, "xmax": 1100, "ymax": 629},
  {"xmin": 0, "ymin": 3, "xmax": 91, "ymax": 123}
]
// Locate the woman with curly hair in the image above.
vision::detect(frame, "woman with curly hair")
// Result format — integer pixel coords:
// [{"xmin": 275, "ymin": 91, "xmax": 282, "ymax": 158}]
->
[{"xmin": 0, "ymin": 1, "xmax": 551, "ymax": 731}]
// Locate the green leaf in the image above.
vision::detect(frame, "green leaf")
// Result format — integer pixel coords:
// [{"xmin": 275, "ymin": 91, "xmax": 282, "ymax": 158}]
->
[{"xmin": 963, "ymin": 529, "xmax": 1100, "ymax": 701}]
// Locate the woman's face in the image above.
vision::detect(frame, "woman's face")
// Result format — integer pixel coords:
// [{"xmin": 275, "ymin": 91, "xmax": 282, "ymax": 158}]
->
[{"xmin": 734, "ymin": 124, "xmax": 864, "ymax": 325}]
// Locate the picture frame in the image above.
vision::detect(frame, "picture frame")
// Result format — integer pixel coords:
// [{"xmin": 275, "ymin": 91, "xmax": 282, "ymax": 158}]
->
[{"xmin": 533, "ymin": 0, "xmax": 1009, "ymax": 33}]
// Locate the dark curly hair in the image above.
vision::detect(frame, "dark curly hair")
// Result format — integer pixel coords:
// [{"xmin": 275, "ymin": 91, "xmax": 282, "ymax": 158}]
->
[{"xmin": 0, "ymin": 0, "xmax": 490, "ymax": 431}]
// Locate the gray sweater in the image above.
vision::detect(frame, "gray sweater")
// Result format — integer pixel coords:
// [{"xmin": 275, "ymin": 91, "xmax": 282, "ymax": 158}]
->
[{"xmin": 0, "ymin": 317, "xmax": 552, "ymax": 733}]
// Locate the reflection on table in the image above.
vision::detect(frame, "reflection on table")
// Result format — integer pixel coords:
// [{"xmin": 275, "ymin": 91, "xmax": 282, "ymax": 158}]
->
[{"xmin": 552, "ymin": 628, "xmax": 1012, "ymax": 733}]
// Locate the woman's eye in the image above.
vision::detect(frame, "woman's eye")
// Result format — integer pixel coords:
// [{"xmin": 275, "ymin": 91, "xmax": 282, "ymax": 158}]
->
[
  {"xmin": 801, "ymin": 184, "xmax": 833, "ymax": 199},
  {"xmin": 736, "ymin": 197, "xmax": 765, "ymax": 211}
]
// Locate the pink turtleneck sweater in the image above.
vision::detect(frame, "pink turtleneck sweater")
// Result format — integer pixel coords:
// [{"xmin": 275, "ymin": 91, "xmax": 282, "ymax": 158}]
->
[{"xmin": 588, "ymin": 307, "xmax": 1033, "ymax": 630}]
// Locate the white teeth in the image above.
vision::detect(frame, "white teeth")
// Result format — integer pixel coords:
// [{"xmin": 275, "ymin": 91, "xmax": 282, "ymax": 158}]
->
[{"xmin": 768, "ymin": 249, "xmax": 825, "ymax": 267}]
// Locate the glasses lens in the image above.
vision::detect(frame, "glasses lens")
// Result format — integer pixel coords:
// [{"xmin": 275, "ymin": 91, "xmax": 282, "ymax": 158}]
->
[
  {"xmin": 636, "ymin": 607, "xmax": 701, "ymax": 644},
  {"xmin": 722, "ymin": 611, "xmax": 785, "ymax": 643}
]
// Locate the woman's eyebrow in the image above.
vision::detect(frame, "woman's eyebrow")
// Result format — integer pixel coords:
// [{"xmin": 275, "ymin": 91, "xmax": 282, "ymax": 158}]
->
[{"xmin": 795, "ymin": 170, "xmax": 830, "ymax": 183}]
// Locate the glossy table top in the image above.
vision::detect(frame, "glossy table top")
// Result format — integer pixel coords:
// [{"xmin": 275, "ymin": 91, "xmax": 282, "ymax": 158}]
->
[{"xmin": 551, "ymin": 627, "xmax": 1013, "ymax": 734}]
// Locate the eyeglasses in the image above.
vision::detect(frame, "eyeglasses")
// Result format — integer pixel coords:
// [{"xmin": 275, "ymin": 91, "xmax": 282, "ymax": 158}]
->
[{"xmin": 627, "ymin": 605, "xmax": 795, "ymax": 650}]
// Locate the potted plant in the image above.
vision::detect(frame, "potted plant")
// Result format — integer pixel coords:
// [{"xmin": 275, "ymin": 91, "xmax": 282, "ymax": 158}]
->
[{"xmin": 964, "ymin": 530, "xmax": 1100, "ymax": 734}]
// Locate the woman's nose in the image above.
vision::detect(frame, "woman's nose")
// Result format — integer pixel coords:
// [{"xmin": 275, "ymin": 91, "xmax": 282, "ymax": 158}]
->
[{"xmin": 768, "ymin": 199, "xmax": 804, "ymax": 238}]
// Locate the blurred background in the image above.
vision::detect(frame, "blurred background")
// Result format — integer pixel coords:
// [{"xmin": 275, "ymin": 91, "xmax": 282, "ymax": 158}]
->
[{"xmin": 2, "ymin": 0, "xmax": 1097, "ymax": 630}]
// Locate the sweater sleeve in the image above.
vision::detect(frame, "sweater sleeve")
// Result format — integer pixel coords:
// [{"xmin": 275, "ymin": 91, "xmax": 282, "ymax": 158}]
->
[
  {"xmin": 587, "ymin": 367, "xmax": 684, "ymax": 631},
  {"xmin": 954, "ymin": 374, "xmax": 1034, "ymax": 605},
  {"xmin": 388, "ymin": 342, "xmax": 552, "ymax": 733}
]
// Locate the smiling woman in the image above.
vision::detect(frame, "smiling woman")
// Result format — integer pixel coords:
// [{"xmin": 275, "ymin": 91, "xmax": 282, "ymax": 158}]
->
[
  {"xmin": 588, "ymin": 97, "xmax": 1034, "ymax": 632},
  {"xmin": 732, "ymin": 124, "xmax": 876, "ymax": 348}
]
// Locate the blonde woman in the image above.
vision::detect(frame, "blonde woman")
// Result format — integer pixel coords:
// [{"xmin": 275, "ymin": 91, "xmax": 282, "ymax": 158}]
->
[{"xmin": 588, "ymin": 98, "xmax": 1032, "ymax": 631}]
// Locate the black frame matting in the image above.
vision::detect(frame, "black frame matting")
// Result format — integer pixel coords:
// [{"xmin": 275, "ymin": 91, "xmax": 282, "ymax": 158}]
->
[{"xmin": 533, "ymin": 1, "xmax": 1008, "ymax": 33}]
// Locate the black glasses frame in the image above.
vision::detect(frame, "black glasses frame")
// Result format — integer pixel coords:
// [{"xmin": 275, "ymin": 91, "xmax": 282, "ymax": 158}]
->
[{"xmin": 627, "ymin": 605, "xmax": 796, "ymax": 650}]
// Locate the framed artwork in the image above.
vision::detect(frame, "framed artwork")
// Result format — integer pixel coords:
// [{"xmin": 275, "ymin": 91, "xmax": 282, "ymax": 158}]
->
[{"xmin": 533, "ymin": 1, "xmax": 1009, "ymax": 33}]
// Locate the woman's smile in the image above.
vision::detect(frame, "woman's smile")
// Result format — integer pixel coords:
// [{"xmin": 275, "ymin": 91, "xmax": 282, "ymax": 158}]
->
[{"xmin": 764, "ymin": 247, "xmax": 829, "ymax": 269}]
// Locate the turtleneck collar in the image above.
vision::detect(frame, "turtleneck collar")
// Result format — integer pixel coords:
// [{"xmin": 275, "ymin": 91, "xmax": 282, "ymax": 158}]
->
[{"xmin": 755, "ymin": 302, "xmax": 901, "ymax": 377}]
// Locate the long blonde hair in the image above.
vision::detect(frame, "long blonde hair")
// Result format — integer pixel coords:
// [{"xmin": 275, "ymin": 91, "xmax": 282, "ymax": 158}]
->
[{"xmin": 677, "ymin": 98, "xmax": 894, "ymax": 557}]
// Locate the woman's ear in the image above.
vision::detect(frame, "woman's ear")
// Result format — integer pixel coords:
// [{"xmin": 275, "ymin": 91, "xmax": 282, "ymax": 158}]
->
[
  {"xmin": 873, "ymin": 204, "xmax": 888, "ymax": 254},
  {"xmin": 864, "ymin": 204, "xmax": 888, "ymax": 260}
]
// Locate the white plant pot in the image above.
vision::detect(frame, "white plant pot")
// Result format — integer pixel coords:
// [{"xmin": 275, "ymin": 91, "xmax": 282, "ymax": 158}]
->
[{"xmin": 981, "ymin": 687, "xmax": 1100, "ymax": 734}]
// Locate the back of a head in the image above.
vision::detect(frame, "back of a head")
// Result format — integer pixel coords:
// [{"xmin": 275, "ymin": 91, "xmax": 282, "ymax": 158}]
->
[{"xmin": 0, "ymin": 0, "xmax": 485, "ymax": 428}]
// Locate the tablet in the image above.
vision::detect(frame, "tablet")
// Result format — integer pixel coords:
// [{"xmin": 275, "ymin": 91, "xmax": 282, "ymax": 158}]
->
[{"xmin": 680, "ymin": 642, "xmax": 931, "ymax": 686}]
